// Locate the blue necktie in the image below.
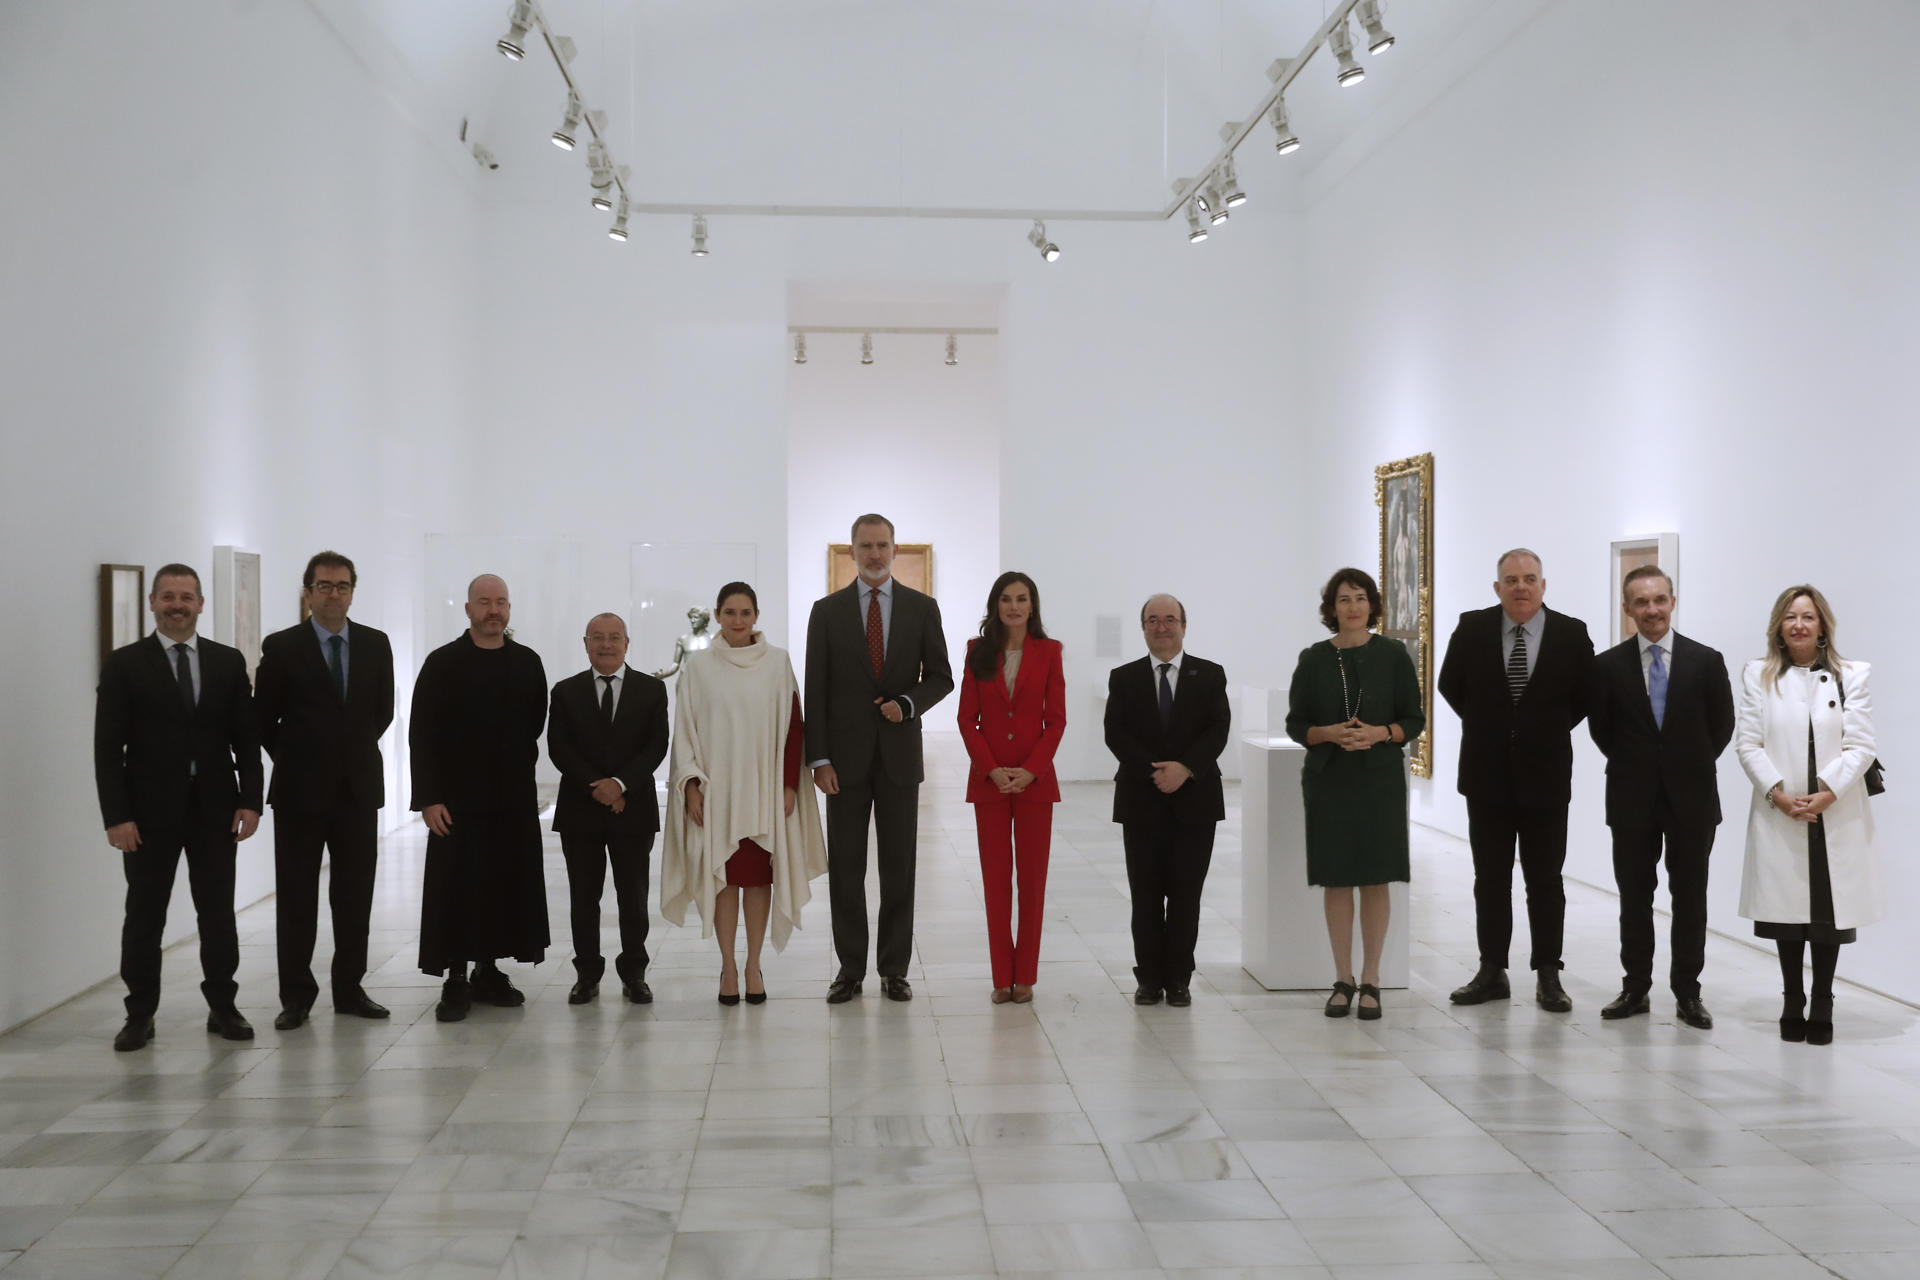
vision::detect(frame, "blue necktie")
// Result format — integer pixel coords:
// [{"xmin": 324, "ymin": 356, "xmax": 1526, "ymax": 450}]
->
[
  {"xmin": 1157, "ymin": 662, "xmax": 1173, "ymax": 726},
  {"xmin": 1648, "ymin": 642, "xmax": 1668, "ymax": 729},
  {"xmin": 327, "ymin": 634, "xmax": 347, "ymax": 701}
]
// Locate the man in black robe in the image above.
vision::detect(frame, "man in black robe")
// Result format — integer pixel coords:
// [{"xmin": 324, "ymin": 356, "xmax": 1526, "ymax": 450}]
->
[{"xmin": 411, "ymin": 573, "xmax": 550, "ymax": 1021}]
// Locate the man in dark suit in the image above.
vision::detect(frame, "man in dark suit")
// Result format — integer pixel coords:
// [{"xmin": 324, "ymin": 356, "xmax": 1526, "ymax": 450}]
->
[
  {"xmin": 94, "ymin": 563, "xmax": 263, "ymax": 1051},
  {"xmin": 1588, "ymin": 565, "xmax": 1734, "ymax": 1029},
  {"xmin": 805, "ymin": 513, "xmax": 954, "ymax": 1003},
  {"xmin": 1437, "ymin": 548, "xmax": 1595, "ymax": 1012},
  {"xmin": 1104, "ymin": 593, "xmax": 1231, "ymax": 1007},
  {"xmin": 548, "ymin": 612, "xmax": 669, "ymax": 1005},
  {"xmin": 254, "ymin": 551, "xmax": 395, "ymax": 1030}
]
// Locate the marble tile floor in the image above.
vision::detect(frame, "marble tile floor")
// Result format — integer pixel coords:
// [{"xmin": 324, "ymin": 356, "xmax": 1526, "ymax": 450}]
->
[{"xmin": 4, "ymin": 735, "xmax": 1920, "ymax": 1277}]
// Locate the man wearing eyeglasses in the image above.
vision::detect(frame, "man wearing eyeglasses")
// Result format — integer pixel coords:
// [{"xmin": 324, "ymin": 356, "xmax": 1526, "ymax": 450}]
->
[{"xmin": 254, "ymin": 551, "xmax": 396, "ymax": 1030}]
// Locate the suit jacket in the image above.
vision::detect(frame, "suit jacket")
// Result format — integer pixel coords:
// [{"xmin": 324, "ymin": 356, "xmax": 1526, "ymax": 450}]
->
[
  {"xmin": 255, "ymin": 620, "xmax": 395, "ymax": 813},
  {"xmin": 1588, "ymin": 631, "xmax": 1735, "ymax": 829},
  {"xmin": 957, "ymin": 637, "xmax": 1067, "ymax": 804},
  {"xmin": 95, "ymin": 633, "xmax": 264, "ymax": 831},
  {"xmin": 1436, "ymin": 604, "xmax": 1594, "ymax": 807},
  {"xmin": 1104, "ymin": 654, "xmax": 1231, "ymax": 826},
  {"xmin": 803, "ymin": 580, "xmax": 954, "ymax": 786},
  {"xmin": 548, "ymin": 665, "xmax": 670, "ymax": 835}
]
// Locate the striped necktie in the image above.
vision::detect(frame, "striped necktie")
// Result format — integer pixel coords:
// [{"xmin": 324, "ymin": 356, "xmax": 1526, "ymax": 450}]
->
[{"xmin": 1507, "ymin": 624, "xmax": 1528, "ymax": 702}]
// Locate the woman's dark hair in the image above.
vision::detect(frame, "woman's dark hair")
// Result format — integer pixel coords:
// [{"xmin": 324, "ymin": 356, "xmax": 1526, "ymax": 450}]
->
[
  {"xmin": 971, "ymin": 571, "xmax": 1047, "ymax": 680},
  {"xmin": 1318, "ymin": 568, "xmax": 1383, "ymax": 633},
  {"xmin": 715, "ymin": 581, "xmax": 758, "ymax": 612}
]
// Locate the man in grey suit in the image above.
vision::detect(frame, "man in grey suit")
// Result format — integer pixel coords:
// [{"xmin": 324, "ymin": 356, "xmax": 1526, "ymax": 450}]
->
[{"xmin": 806, "ymin": 514, "xmax": 953, "ymax": 1003}]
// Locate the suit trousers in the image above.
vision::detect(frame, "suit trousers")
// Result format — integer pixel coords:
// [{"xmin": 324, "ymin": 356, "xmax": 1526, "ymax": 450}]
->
[
  {"xmin": 274, "ymin": 792, "xmax": 378, "ymax": 1011},
  {"xmin": 826, "ymin": 764, "xmax": 919, "ymax": 980},
  {"xmin": 120, "ymin": 779, "xmax": 240, "ymax": 1019},
  {"xmin": 1466, "ymin": 798, "xmax": 1569, "ymax": 972},
  {"xmin": 973, "ymin": 792, "xmax": 1053, "ymax": 988},
  {"xmin": 560, "ymin": 828, "xmax": 654, "ymax": 986},
  {"xmin": 1611, "ymin": 791, "xmax": 1713, "ymax": 999},
  {"xmin": 1123, "ymin": 813, "xmax": 1216, "ymax": 992}
]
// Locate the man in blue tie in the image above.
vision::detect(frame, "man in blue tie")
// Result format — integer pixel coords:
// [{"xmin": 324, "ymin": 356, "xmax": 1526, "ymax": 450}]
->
[{"xmin": 1587, "ymin": 565, "xmax": 1734, "ymax": 1030}]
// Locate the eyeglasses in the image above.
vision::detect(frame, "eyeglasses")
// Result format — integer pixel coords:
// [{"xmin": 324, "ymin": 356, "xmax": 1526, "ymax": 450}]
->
[{"xmin": 309, "ymin": 581, "xmax": 354, "ymax": 595}]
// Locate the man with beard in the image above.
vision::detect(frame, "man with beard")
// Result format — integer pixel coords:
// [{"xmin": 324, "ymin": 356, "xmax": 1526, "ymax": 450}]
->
[{"xmin": 411, "ymin": 573, "xmax": 550, "ymax": 1021}]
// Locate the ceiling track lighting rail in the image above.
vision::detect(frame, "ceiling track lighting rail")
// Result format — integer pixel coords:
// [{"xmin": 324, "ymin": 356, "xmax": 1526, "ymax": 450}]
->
[{"xmin": 495, "ymin": 1, "xmax": 636, "ymax": 237}]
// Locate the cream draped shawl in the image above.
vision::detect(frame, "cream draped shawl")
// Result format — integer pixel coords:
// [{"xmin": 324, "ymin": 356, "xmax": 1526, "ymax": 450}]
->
[{"xmin": 662, "ymin": 635, "xmax": 828, "ymax": 950}]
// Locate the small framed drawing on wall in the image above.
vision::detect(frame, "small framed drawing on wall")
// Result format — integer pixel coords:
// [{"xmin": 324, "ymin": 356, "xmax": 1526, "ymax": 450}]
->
[
  {"xmin": 1376, "ymin": 452, "xmax": 1434, "ymax": 779},
  {"xmin": 99, "ymin": 563, "xmax": 145, "ymax": 668}
]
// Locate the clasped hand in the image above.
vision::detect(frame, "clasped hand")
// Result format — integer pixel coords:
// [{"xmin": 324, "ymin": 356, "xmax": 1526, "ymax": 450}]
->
[
  {"xmin": 988, "ymin": 766, "xmax": 1037, "ymax": 795},
  {"xmin": 1324, "ymin": 717, "xmax": 1388, "ymax": 752},
  {"xmin": 1772, "ymin": 786, "xmax": 1835, "ymax": 823},
  {"xmin": 1150, "ymin": 760, "xmax": 1192, "ymax": 793}
]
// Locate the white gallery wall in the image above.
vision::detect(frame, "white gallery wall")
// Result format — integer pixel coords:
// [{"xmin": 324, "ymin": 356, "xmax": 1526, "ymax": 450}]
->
[{"xmin": 1292, "ymin": 0, "xmax": 1920, "ymax": 995}]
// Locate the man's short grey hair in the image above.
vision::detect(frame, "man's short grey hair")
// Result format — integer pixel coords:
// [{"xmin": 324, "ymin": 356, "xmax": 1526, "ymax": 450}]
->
[
  {"xmin": 585, "ymin": 612, "xmax": 627, "ymax": 635},
  {"xmin": 1495, "ymin": 548, "xmax": 1544, "ymax": 578},
  {"xmin": 1140, "ymin": 593, "xmax": 1187, "ymax": 627}
]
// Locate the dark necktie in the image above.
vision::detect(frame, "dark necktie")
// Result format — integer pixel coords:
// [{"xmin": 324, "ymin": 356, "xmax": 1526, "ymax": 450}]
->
[
  {"xmin": 327, "ymin": 634, "xmax": 346, "ymax": 701},
  {"xmin": 866, "ymin": 587, "xmax": 885, "ymax": 681},
  {"xmin": 1158, "ymin": 662, "xmax": 1173, "ymax": 726},
  {"xmin": 1648, "ymin": 643, "xmax": 1668, "ymax": 729},
  {"xmin": 1507, "ymin": 626, "xmax": 1528, "ymax": 702},
  {"xmin": 600, "ymin": 674, "xmax": 616, "ymax": 722},
  {"xmin": 172, "ymin": 641, "xmax": 196, "ymax": 711}
]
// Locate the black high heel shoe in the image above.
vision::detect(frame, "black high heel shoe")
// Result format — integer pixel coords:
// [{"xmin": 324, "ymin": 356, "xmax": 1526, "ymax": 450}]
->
[
  {"xmin": 1806, "ymin": 993, "xmax": 1834, "ymax": 1046},
  {"xmin": 744, "ymin": 967, "xmax": 767, "ymax": 1006},
  {"xmin": 1356, "ymin": 983, "xmax": 1382, "ymax": 1022},
  {"xmin": 718, "ymin": 969, "xmax": 741, "ymax": 1007},
  {"xmin": 1779, "ymin": 992, "xmax": 1807, "ymax": 1042},
  {"xmin": 1325, "ymin": 978, "xmax": 1356, "ymax": 1018}
]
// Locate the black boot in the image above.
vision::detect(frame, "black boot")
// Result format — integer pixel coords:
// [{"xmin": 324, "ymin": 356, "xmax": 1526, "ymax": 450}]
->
[
  {"xmin": 1779, "ymin": 992, "xmax": 1807, "ymax": 1043},
  {"xmin": 1806, "ymin": 992, "xmax": 1834, "ymax": 1046}
]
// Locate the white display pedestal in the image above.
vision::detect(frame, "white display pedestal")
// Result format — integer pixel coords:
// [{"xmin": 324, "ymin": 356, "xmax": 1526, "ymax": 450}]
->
[{"xmin": 1239, "ymin": 733, "xmax": 1411, "ymax": 991}]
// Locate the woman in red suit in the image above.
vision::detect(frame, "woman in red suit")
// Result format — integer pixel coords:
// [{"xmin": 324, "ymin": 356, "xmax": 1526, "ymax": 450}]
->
[{"xmin": 958, "ymin": 572, "xmax": 1066, "ymax": 1004}]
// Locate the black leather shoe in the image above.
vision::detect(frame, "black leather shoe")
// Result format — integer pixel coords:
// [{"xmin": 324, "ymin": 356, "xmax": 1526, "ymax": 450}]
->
[
  {"xmin": 1325, "ymin": 979, "xmax": 1355, "ymax": 1018},
  {"xmin": 744, "ymin": 971, "xmax": 767, "ymax": 1006},
  {"xmin": 1450, "ymin": 968, "xmax": 1510, "ymax": 1005},
  {"xmin": 623, "ymin": 981, "xmax": 653, "ymax": 1005},
  {"xmin": 1166, "ymin": 987, "xmax": 1192, "ymax": 1007},
  {"xmin": 1600, "ymin": 990, "xmax": 1650, "ymax": 1020},
  {"xmin": 1780, "ymin": 992, "xmax": 1807, "ymax": 1042},
  {"xmin": 1675, "ymin": 996, "xmax": 1713, "ymax": 1030},
  {"xmin": 567, "ymin": 980, "xmax": 598, "ymax": 1005},
  {"xmin": 1535, "ymin": 973, "xmax": 1573, "ymax": 1013},
  {"xmin": 826, "ymin": 977, "xmax": 862, "ymax": 1004},
  {"xmin": 1806, "ymin": 993, "xmax": 1834, "ymax": 1046},
  {"xmin": 207, "ymin": 1008, "xmax": 255, "ymax": 1041},
  {"xmin": 1134, "ymin": 986, "xmax": 1163, "ymax": 1006},
  {"xmin": 335, "ymin": 990, "xmax": 390, "ymax": 1019},
  {"xmin": 273, "ymin": 1006, "xmax": 309, "ymax": 1031},
  {"xmin": 469, "ymin": 969, "xmax": 525, "ymax": 1007},
  {"xmin": 113, "ymin": 1017, "xmax": 155, "ymax": 1052},
  {"xmin": 1355, "ymin": 983, "xmax": 1382, "ymax": 1021},
  {"xmin": 435, "ymin": 977, "xmax": 471, "ymax": 1023},
  {"xmin": 881, "ymin": 976, "xmax": 912, "ymax": 1002}
]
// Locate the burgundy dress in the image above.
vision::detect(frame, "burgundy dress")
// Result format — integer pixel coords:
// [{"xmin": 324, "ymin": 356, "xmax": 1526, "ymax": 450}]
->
[{"xmin": 724, "ymin": 693, "xmax": 803, "ymax": 887}]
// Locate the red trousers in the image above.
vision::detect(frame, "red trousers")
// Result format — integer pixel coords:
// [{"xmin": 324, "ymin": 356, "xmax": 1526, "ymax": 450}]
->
[{"xmin": 973, "ymin": 792, "xmax": 1054, "ymax": 987}]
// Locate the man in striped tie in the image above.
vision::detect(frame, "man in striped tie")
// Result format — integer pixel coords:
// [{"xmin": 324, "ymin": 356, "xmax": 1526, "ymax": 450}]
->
[{"xmin": 1437, "ymin": 549, "xmax": 1595, "ymax": 1012}]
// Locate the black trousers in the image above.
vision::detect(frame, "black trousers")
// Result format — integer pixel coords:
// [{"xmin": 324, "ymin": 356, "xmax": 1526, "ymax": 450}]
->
[
  {"xmin": 1466, "ymin": 797, "xmax": 1569, "ymax": 972},
  {"xmin": 560, "ymin": 828, "xmax": 653, "ymax": 985},
  {"xmin": 1611, "ymin": 793, "xmax": 1713, "ymax": 999},
  {"xmin": 120, "ymin": 781, "xmax": 239, "ymax": 1019},
  {"xmin": 826, "ymin": 766, "xmax": 919, "ymax": 980},
  {"xmin": 274, "ymin": 794, "xmax": 379, "ymax": 1011},
  {"xmin": 1122, "ymin": 813, "xmax": 1217, "ymax": 991}
]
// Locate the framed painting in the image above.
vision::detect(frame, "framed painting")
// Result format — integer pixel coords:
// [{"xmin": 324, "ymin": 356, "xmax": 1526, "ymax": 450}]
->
[
  {"xmin": 1608, "ymin": 533, "xmax": 1679, "ymax": 646},
  {"xmin": 1376, "ymin": 453, "xmax": 1434, "ymax": 778},
  {"xmin": 98, "ymin": 563, "xmax": 145, "ymax": 668},
  {"xmin": 211, "ymin": 545, "xmax": 263, "ymax": 676},
  {"xmin": 829, "ymin": 543, "xmax": 932, "ymax": 596}
]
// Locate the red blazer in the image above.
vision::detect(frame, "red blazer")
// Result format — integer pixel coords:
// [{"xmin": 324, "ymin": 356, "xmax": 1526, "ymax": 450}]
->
[{"xmin": 957, "ymin": 637, "xmax": 1067, "ymax": 804}]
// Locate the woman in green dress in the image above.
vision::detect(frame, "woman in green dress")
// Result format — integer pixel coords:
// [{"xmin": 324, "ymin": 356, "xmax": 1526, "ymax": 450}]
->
[{"xmin": 1285, "ymin": 568, "xmax": 1425, "ymax": 1020}]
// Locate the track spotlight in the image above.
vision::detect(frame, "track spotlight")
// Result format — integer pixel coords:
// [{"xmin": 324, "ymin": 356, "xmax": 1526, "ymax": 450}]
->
[
  {"xmin": 945, "ymin": 335, "xmax": 958, "ymax": 366},
  {"xmin": 1357, "ymin": 0, "xmax": 1395, "ymax": 54},
  {"xmin": 551, "ymin": 91, "xmax": 584, "ymax": 150},
  {"xmin": 1203, "ymin": 178, "xmax": 1230, "ymax": 224},
  {"xmin": 1185, "ymin": 200, "xmax": 1209, "ymax": 244},
  {"xmin": 1218, "ymin": 155, "xmax": 1247, "ymax": 208},
  {"xmin": 497, "ymin": 0, "xmax": 535, "ymax": 60},
  {"xmin": 607, "ymin": 194, "xmax": 629, "ymax": 242},
  {"xmin": 860, "ymin": 333, "xmax": 874, "ymax": 365},
  {"xmin": 691, "ymin": 214, "xmax": 709, "ymax": 257},
  {"xmin": 1027, "ymin": 219, "xmax": 1061, "ymax": 262},
  {"xmin": 586, "ymin": 139, "xmax": 613, "ymax": 209},
  {"xmin": 1329, "ymin": 19, "xmax": 1365, "ymax": 86},
  {"xmin": 793, "ymin": 334, "xmax": 807, "ymax": 365},
  {"xmin": 1269, "ymin": 99, "xmax": 1301, "ymax": 155}
]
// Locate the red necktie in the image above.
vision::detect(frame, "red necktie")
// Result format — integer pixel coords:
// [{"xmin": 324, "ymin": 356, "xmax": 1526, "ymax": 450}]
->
[{"xmin": 866, "ymin": 586, "xmax": 885, "ymax": 680}]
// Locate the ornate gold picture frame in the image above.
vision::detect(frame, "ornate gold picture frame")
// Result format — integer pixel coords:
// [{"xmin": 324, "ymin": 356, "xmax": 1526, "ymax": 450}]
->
[
  {"xmin": 828, "ymin": 543, "xmax": 932, "ymax": 596},
  {"xmin": 1376, "ymin": 453, "xmax": 1434, "ymax": 778}
]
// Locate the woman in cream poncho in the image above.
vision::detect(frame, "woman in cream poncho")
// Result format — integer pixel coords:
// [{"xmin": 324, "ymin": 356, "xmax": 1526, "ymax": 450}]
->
[{"xmin": 663, "ymin": 582, "xmax": 827, "ymax": 1003}]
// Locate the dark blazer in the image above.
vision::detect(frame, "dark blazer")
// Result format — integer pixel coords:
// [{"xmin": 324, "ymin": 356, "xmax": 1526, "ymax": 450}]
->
[
  {"xmin": 1104, "ymin": 654, "xmax": 1231, "ymax": 825},
  {"xmin": 547, "ymin": 665, "xmax": 670, "ymax": 835},
  {"xmin": 1588, "ymin": 631, "xmax": 1735, "ymax": 829},
  {"xmin": 1437, "ymin": 604, "xmax": 1595, "ymax": 807},
  {"xmin": 803, "ymin": 580, "xmax": 955, "ymax": 786},
  {"xmin": 957, "ymin": 637, "xmax": 1067, "ymax": 805},
  {"xmin": 95, "ymin": 633, "xmax": 264, "ymax": 830},
  {"xmin": 255, "ymin": 621, "xmax": 394, "ymax": 812}
]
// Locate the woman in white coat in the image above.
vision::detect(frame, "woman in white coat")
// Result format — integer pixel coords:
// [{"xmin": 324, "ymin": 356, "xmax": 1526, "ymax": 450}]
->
[{"xmin": 1736, "ymin": 585, "xmax": 1882, "ymax": 1045}]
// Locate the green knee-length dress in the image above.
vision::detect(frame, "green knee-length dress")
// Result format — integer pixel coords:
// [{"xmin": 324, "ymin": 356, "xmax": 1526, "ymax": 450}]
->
[{"xmin": 1284, "ymin": 635, "xmax": 1426, "ymax": 887}]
